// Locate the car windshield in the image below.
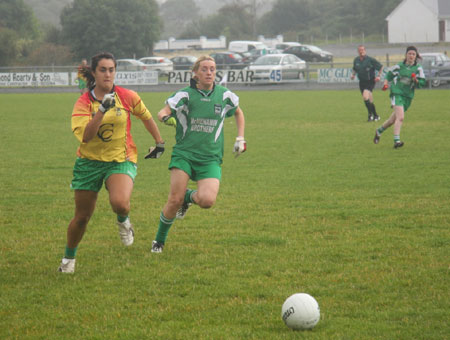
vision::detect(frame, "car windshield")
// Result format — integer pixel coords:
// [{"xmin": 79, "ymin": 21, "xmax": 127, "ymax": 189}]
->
[
  {"xmin": 421, "ymin": 56, "xmax": 435, "ymax": 66},
  {"xmin": 254, "ymin": 56, "xmax": 281, "ymax": 65},
  {"xmin": 306, "ymin": 45, "xmax": 322, "ymax": 53},
  {"xmin": 230, "ymin": 53, "xmax": 243, "ymax": 61},
  {"xmin": 422, "ymin": 54, "xmax": 450, "ymax": 66}
]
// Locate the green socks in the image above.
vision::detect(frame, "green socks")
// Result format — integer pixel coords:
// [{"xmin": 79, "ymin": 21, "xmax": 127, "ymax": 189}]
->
[
  {"xmin": 185, "ymin": 189, "xmax": 197, "ymax": 204},
  {"xmin": 394, "ymin": 135, "xmax": 401, "ymax": 143},
  {"xmin": 64, "ymin": 246, "xmax": 78, "ymax": 259},
  {"xmin": 117, "ymin": 215, "xmax": 128, "ymax": 223},
  {"xmin": 377, "ymin": 126, "xmax": 386, "ymax": 135},
  {"xmin": 154, "ymin": 190, "xmax": 196, "ymax": 244},
  {"xmin": 155, "ymin": 212, "xmax": 175, "ymax": 244}
]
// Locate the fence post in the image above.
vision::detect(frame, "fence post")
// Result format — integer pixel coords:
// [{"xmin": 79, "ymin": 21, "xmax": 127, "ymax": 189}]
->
[{"xmin": 306, "ymin": 62, "xmax": 310, "ymax": 84}]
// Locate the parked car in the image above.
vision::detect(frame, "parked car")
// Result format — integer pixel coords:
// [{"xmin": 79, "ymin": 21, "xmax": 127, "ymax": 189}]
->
[
  {"xmin": 170, "ymin": 55, "xmax": 198, "ymax": 70},
  {"xmin": 244, "ymin": 48, "xmax": 284, "ymax": 63},
  {"xmin": 209, "ymin": 52, "xmax": 247, "ymax": 69},
  {"xmin": 283, "ymin": 44, "xmax": 333, "ymax": 62},
  {"xmin": 247, "ymin": 54, "xmax": 306, "ymax": 81},
  {"xmin": 420, "ymin": 52, "xmax": 450, "ymax": 87},
  {"xmin": 275, "ymin": 42, "xmax": 301, "ymax": 50},
  {"xmin": 139, "ymin": 57, "xmax": 173, "ymax": 75},
  {"xmin": 116, "ymin": 59, "xmax": 147, "ymax": 71}
]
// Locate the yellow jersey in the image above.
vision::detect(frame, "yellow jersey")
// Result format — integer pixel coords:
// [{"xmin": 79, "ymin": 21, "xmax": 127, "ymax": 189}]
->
[{"xmin": 71, "ymin": 85, "xmax": 152, "ymax": 163}]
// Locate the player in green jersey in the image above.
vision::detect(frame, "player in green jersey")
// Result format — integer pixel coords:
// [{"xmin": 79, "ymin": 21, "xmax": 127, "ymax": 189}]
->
[
  {"xmin": 351, "ymin": 45, "xmax": 383, "ymax": 122},
  {"xmin": 151, "ymin": 56, "xmax": 246, "ymax": 253},
  {"xmin": 77, "ymin": 58, "xmax": 88, "ymax": 95},
  {"xmin": 373, "ymin": 46, "xmax": 426, "ymax": 148}
]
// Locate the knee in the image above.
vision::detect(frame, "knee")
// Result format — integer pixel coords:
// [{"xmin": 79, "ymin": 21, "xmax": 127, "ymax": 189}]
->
[
  {"xmin": 196, "ymin": 195, "xmax": 216, "ymax": 209},
  {"xmin": 73, "ymin": 214, "xmax": 91, "ymax": 228},
  {"xmin": 395, "ymin": 115, "xmax": 404, "ymax": 124},
  {"xmin": 167, "ymin": 194, "xmax": 184, "ymax": 209},
  {"xmin": 110, "ymin": 198, "xmax": 130, "ymax": 215}
]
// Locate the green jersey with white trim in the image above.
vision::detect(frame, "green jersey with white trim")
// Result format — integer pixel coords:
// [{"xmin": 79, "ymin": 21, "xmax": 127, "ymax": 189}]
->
[
  {"xmin": 386, "ymin": 62, "xmax": 426, "ymax": 99},
  {"xmin": 166, "ymin": 82, "xmax": 239, "ymax": 163}
]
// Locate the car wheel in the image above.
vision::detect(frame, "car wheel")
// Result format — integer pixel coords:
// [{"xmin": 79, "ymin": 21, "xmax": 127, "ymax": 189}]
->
[{"xmin": 431, "ymin": 77, "xmax": 441, "ymax": 87}]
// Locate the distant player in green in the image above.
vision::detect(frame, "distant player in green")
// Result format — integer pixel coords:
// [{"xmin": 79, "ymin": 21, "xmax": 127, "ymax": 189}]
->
[
  {"xmin": 77, "ymin": 58, "xmax": 88, "ymax": 95},
  {"xmin": 374, "ymin": 46, "xmax": 426, "ymax": 148},
  {"xmin": 351, "ymin": 45, "xmax": 383, "ymax": 121},
  {"xmin": 151, "ymin": 56, "xmax": 246, "ymax": 253}
]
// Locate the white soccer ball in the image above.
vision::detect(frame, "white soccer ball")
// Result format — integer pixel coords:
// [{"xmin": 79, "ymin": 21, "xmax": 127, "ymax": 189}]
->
[{"xmin": 281, "ymin": 293, "xmax": 320, "ymax": 330}]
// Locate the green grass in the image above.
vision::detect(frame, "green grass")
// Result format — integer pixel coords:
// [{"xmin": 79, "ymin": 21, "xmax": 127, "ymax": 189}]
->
[{"xmin": 0, "ymin": 89, "xmax": 449, "ymax": 339}]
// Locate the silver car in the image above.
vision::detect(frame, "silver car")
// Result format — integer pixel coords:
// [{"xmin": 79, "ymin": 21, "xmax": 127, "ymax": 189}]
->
[
  {"xmin": 247, "ymin": 54, "xmax": 306, "ymax": 81},
  {"xmin": 420, "ymin": 52, "xmax": 450, "ymax": 87},
  {"xmin": 139, "ymin": 57, "xmax": 173, "ymax": 75},
  {"xmin": 116, "ymin": 59, "xmax": 147, "ymax": 71}
]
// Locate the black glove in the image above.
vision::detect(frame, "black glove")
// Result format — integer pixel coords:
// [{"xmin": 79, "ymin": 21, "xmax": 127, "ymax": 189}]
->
[
  {"xmin": 99, "ymin": 93, "xmax": 115, "ymax": 113},
  {"xmin": 145, "ymin": 142, "xmax": 165, "ymax": 159}
]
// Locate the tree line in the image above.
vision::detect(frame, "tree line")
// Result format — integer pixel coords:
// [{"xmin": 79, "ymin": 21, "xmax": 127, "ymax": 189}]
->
[{"xmin": 0, "ymin": 0, "xmax": 402, "ymax": 66}]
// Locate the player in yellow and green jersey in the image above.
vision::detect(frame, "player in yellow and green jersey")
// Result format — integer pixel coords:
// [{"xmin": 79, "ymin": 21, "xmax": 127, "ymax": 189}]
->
[
  {"xmin": 374, "ymin": 46, "xmax": 426, "ymax": 148},
  {"xmin": 59, "ymin": 52, "xmax": 166, "ymax": 273},
  {"xmin": 150, "ymin": 56, "xmax": 247, "ymax": 253}
]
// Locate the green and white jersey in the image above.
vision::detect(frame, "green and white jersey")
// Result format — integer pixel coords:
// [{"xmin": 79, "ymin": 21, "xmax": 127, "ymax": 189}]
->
[
  {"xmin": 386, "ymin": 62, "xmax": 426, "ymax": 99},
  {"xmin": 166, "ymin": 82, "xmax": 239, "ymax": 163}
]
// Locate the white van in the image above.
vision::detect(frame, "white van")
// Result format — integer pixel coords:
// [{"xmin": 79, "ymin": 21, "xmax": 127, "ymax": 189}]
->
[{"xmin": 228, "ymin": 41, "xmax": 268, "ymax": 53}]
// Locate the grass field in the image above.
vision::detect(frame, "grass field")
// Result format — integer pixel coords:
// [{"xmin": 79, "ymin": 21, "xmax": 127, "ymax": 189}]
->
[{"xmin": 0, "ymin": 88, "xmax": 449, "ymax": 339}]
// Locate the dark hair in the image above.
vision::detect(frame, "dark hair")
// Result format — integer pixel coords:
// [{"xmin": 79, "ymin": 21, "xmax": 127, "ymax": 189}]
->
[
  {"xmin": 78, "ymin": 52, "xmax": 117, "ymax": 90},
  {"xmin": 404, "ymin": 46, "xmax": 421, "ymax": 65}
]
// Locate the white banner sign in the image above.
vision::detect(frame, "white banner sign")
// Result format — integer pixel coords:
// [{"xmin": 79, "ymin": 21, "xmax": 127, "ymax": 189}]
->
[
  {"xmin": 167, "ymin": 70, "xmax": 254, "ymax": 84},
  {"xmin": 318, "ymin": 68, "xmax": 357, "ymax": 83},
  {"xmin": 115, "ymin": 71, "xmax": 158, "ymax": 85},
  {"xmin": 0, "ymin": 72, "xmax": 69, "ymax": 86},
  {"xmin": 318, "ymin": 67, "xmax": 386, "ymax": 83}
]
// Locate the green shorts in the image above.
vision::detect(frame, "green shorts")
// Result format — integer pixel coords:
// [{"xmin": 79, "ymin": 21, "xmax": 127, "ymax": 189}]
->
[
  {"xmin": 70, "ymin": 158, "xmax": 137, "ymax": 192},
  {"xmin": 169, "ymin": 155, "xmax": 222, "ymax": 181},
  {"xmin": 390, "ymin": 94, "xmax": 412, "ymax": 112}
]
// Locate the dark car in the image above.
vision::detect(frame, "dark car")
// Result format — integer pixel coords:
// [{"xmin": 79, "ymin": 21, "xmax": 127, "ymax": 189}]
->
[
  {"xmin": 170, "ymin": 55, "xmax": 198, "ymax": 70},
  {"xmin": 283, "ymin": 44, "xmax": 333, "ymax": 62},
  {"xmin": 420, "ymin": 52, "xmax": 450, "ymax": 87},
  {"xmin": 275, "ymin": 42, "xmax": 301, "ymax": 51},
  {"xmin": 209, "ymin": 52, "xmax": 246, "ymax": 69}
]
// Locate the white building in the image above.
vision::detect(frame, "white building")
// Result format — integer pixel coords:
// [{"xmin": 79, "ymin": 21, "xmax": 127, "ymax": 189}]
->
[{"xmin": 386, "ymin": 0, "xmax": 450, "ymax": 43}]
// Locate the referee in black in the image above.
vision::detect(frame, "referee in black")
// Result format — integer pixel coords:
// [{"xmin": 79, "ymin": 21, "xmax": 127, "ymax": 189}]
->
[{"xmin": 351, "ymin": 45, "xmax": 383, "ymax": 122}]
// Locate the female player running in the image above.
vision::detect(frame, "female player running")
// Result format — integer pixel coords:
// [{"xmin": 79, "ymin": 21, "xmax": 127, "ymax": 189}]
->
[
  {"xmin": 151, "ymin": 56, "xmax": 246, "ymax": 253},
  {"xmin": 373, "ymin": 46, "xmax": 426, "ymax": 148},
  {"xmin": 59, "ymin": 52, "xmax": 165, "ymax": 273}
]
